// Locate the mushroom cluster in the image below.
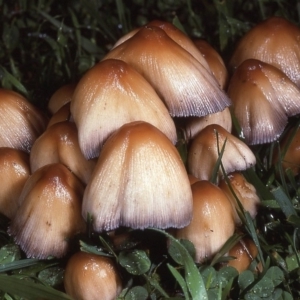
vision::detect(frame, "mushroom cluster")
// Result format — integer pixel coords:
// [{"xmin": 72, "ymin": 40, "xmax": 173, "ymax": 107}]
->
[{"xmin": 8, "ymin": 16, "xmax": 300, "ymax": 297}]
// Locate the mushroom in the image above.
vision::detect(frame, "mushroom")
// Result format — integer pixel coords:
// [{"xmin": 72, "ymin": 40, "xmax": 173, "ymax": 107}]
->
[
  {"xmin": 218, "ymin": 172, "xmax": 260, "ymax": 224},
  {"xmin": 64, "ymin": 251, "xmax": 122, "ymax": 300},
  {"xmin": 8, "ymin": 163, "xmax": 86, "ymax": 259},
  {"xmin": 187, "ymin": 124, "xmax": 256, "ymax": 181},
  {"xmin": 103, "ymin": 25, "xmax": 231, "ymax": 117},
  {"xmin": 0, "ymin": 147, "xmax": 30, "ymax": 219},
  {"xmin": 47, "ymin": 102, "xmax": 71, "ymax": 128},
  {"xmin": 47, "ymin": 83, "xmax": 75, "ymax": 115},
  {"xmin": 71, "ymin": 58, "xmax": 177, "ymax": 159},
  {"xmin": 193, "ymin": 39, "xmax": 229, "ymax": 89},
  {"xmin": 0, "ymin": 88, "xmax": 48, "ymax": 153},
  {"xmin": 175, "ymin": 180, "xmax": 235, "ymax": 263},
  {"xmin": 229, "ymin": 16, "xmax": 300, "ymax": 88},
  {"xmin": 30, "ymin": 121, "xmax": 96, "ymax": 185},
  {"xmin": 82, "ymin": 121, "xmax": 193, "ymax": 232},
  {"xmin": 227, "ymin": 59, "xmax": 300, "ymax": 145}
]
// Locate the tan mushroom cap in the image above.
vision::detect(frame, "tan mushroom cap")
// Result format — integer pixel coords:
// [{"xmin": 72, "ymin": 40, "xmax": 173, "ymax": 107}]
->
[
  {"xmin": 187, "ymin": 124, "xmax": 256, "ymax": 181},
  {"xmin": 229, "ymin": 16, "xmax": 300, "ymax": 87},
  {"xmin": 8, "ymin": 163, "xmax": 86, "ymax": 259},
  {"xmin": 82, "ymin": 121, "xmax": 193, "ymax": 232},
  {"xmin": 47, "ymin": 83, "xmax": 75, "ymax": 115},
  {"xmin": 64, "ymin": 252, "xmax": 122, "ymax": 300},
  {"xmin": 219, "ymin": 172, "xmax": 260, "ymax": 224},
  {"xmin": 193, "ymin": 39, "xmax": 229, "ymax": 89},
  {"xmin": 30, "ymin": 121, "xmax": 96, "ymax": 185},
  {"xmin": 176, "ymin": 180, "xmax": 235, "ymax": 263},
  {"xmin": 104, "ymin": 25, "xmax": 231, "ymax": 117},
  {"xmin": 0, "ymin": 148, "xmax": 30, "ymax": 219},
  {"xmin": 47, "ymin": 102, "xmax": 71, "ymax": 128},
  {"xmin": 71, "ymin": 58, "xmax": 177, "ymax": 159},
  {"xmin": 228, "ymin": 59, "xmax": 300, "ymax": 145},
  {"xmin": 0, "ymin": 88, "xmax": 48, "ymax": 153}
]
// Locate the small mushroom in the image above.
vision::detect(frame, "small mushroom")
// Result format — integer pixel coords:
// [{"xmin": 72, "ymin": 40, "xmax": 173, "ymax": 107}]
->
[
  {"xmin": 8, "ymin": 163, "xmax": 86, "ymax": 259},
  {"xmin": 71, "ymin": 58, "xmax": 177, "ymax": 159},
  {"xmin": 30, "ymin": 121, "xmax": 96, "ymax": 185},
  {"xmin": 175, "ymin": 180, "xmax": 235, "ymax": 263},
  {"xmin": 0, "ymin": 148, "xmax": 30, "ymax": 219},
  {"xmin": 47, "ymin": 102, "xmax": 71, "ymax": 128},
  {"xmin": 64, "ymin": 251, "xmax": 122, "ymax": 300},
  {"xmin": 82, "ymin": 121, "xmax": 193, "ymax": 232},
  {"xmin": 0, "ymin": 88, "xmax": 48, "ymax": 153},
  {"xmin": 219, "ymin": 172, "xmax": 260, "ymax": 224},
  {"xmin": 229, "ymin": 16, "xmax": 300, "ymax": 88},
  {"xmin": 187, "ymin": 124, "xmax": 256, "ymax": 181},
  {"xmin": 227, "ymin": 59, "xmax": 300, "ymax": 145},
  {"xmin": 104, "ymin": 25, "xmax": 231, "ymax": 117}
]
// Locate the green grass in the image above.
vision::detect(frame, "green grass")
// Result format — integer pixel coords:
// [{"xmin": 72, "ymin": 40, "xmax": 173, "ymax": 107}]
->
[{"xmin": 1, "ymin": 0, "xmax": 300, "ymax": 299}]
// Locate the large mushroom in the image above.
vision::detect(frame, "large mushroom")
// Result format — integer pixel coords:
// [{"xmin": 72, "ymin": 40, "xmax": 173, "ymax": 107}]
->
[
  {"xmin": 71, "ymin": 58, "xmax": 177, "ymax": 159},
  {"xmin": 103, "ymin": 25, "xmax": 231, "ymax": 117},
  {"xmin": 82, "ymin": 121, "xmax": 193, "ymax": 232}
]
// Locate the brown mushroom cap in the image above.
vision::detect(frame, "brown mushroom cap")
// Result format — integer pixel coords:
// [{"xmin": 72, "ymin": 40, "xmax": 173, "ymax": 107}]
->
[
  {"xmin": 0, "ymin": 88, "xmax": 48, "ymax": 153},
  {"xmin": 82, "ymin": 121, "xmax": 193, "ymax": 232},
  {"xmin": 8, "ymin": 163, "xmax": 86, "ymax": 259},
  {"xmin": 64, "ymin": 251, "xmax": 122, "ymax": 300},
  {"xmin": 228, "ymin": 59, "xmax": 300, "ymax": 145},
  {"xmin": 30, "ymin": 121, "xmax": 96, "ymax": 185},
  {"xmin": 47, "ymin": 102, "xmax": 71, "ymax": 128},
  {"xmin": 0, "ymin": 148, "xmax": 30, "ymax": 219},
  {"xmin": 71, "ymin": 58, "xmax": 177, "ymax": 159},
  {"xmin": 229, "ymin": 16, "xmax": 300, "ymax": 88},
  {"xmin": 219, "ymin": 172, "xmax": 260, "ymax": 224},
  {"xmin": 176, "ymin": 180, "xmax": 235, "ymax": 263},
  {"xmin": 187, "ymin": 124, "xmax": 256, "ymax": 181},
  {"xmin": 103, "ymin": 25, "xmax": 231, "ymax": 117}
]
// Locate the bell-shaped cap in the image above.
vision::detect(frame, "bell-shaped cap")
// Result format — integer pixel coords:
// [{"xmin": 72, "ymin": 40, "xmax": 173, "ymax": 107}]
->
[
  {"xmin": 0, "ymin": 148, "xmax": 30, "ymax": 219},
  {"xmin": 82, "ymin": 121, "xmax": 193, "ymax": 232},
  {"xmin": 8, "ymin": 163, "xmax": 86, "ymax": 259},
  {"xmin": 229, "ymin": 16, "xmax": 300, "ymax": 87},
  {"xmin": 228, "ymin": 59, "xmax": 300, "ymax": 145},
  {"xmin": 0, "ymin": 88, "xmax": 48, "ymax": 152},
  {"xmin": 30, "ymin": 121, "xmax": 96, "ymax": 184},
  {"xmin": 187, "ymin": 124, "xmax": 256, "ymax": 181},
  {"xmin": 219, "ymin": 172, "xmax": 260, "ymax": 224},
  {"xmin": 71, "ymin": 59, "xmax": 177, "ymax": 159},
  {"xmin": 176, "ymin": 180, "xmax": 235, "ymax": 263},
  {"xmin": 64, "ymin": 252, "xmax": 122, "ymax": 300},
  {"xmin": 193, "ymin": 39, "xmax": 229, "ymax": 89},
  {"xmin": 104, "ymin": 25, "xmax": 231, "ymax": 117}
]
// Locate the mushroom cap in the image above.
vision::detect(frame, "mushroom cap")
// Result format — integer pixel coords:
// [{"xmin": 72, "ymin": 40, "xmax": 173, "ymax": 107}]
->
[
  {"xmin": 193, "ymin": 39, "xmax": 229, "ymax": 89},
  {"xmin": 187, "ymin": 124, "xmax": 256, "ymax": 181},
  {"xmin": 47, "ymin": 102, "xmax": 71, "ymax": 128},
  {"xmin": 219, "ymin": 172, "xmax": 260, "ymax": 224},
  {"xmin": 0, "ymin": 148, "xmax": 30, "ymax": 219},
  {"xmin": 30, "ymin": 121, "xmax": 96, "ymax": 185},
  {"xmin": 71, "ymin": 58, "xmax": 177, "ymax": 159},
  {"xmin": 103, "ymin": 25, "xmax": 231, "ymax": 117},
  {"xmin": 176, "ymin": 180, "xmax": 235, "ymax": 263},
  {"xmin": 82, "ymin": 121, "xmax": 193, "ymax": 231},
  {"xmin": 183, "ymin": 107, "xmax": 232, "ymax": 140},
  {"xmin": 8, "ymin": 163, "xmax": 86, "ymax": 259},
  {"xmin": 0, "ymin": 88, "xmax": 48, "ymax": 153},
  {"xmin": 229, "ymin": 16, "xmax": 300, "ymax": 87},
  {"xmin": 47, "ymin": 83, "xmax": 76, "ymax": 115},
  {"xmin": 64, "ymin": 252, "xmax": 122, "ymax": 300},
  {"xmin": 228, "ymin": 59, "xmax": 300, "ymax": 145}
]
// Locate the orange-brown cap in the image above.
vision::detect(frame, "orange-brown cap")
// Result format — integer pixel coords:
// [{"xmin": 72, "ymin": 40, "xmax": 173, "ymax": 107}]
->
[
  {"xmin": 71, "ymin": 59, "xmax": 177, "ymax": 159},
  {"xmin": 175, "ymin": 180, "xmax": 235, "ymax": 263},
  {"xmin": 82, "ymin": 121, "xmax": 193, "ymax": 231},
  {"xmin": 8, "ymin": 163, "xmax": 86, "ymax": 259},
  {"xmin": 104, "ymin": 25, "xmax": 231, "ymax": 117},
  {"xmin": 64, "ymin": 252, "xmax": 122, "ymax": 300}
]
